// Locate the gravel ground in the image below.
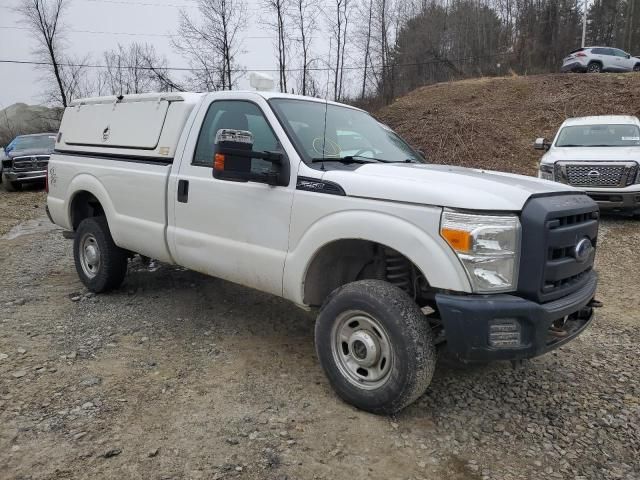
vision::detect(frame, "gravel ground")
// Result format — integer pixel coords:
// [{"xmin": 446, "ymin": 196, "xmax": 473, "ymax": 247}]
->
[
  {"xmin": 0, "ymin": 189, "xmax": 638, "ymax": 480},
  {"xmin": 0, "ymin": 186, "xmax": 46, "ymax": 236}
]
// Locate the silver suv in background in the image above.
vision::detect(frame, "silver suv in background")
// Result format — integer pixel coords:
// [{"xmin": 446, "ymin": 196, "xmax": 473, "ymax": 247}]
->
[
  {"xmin": 561, "ymin": 47, "xmax": 640, "ymax": 73},
  {"xmin": 535, "ymin": 115, "xmax": 640, "ymax": 214}
]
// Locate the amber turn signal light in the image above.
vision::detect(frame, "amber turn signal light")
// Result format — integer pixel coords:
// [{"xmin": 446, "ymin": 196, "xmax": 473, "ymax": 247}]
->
[
  {"xmin": 441, "ymin": 228, "xmax": 472, "ymax": 253},
  {"xmin": 214, "ymin": 153, "xmax": 225, "ymax": 171}
]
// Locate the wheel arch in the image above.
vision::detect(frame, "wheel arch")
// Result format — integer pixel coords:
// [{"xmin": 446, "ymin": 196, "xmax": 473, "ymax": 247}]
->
[
  {"xmin": 283, "ymin": 210, "xmax": 471, "ymax": 307},
  {"xmin": 66, "ymin": 174, "xmax": 119, "ymax": 239},
  {"xmin": 302, "ymin": 238, "xmax": 427, "ymax": 307}
]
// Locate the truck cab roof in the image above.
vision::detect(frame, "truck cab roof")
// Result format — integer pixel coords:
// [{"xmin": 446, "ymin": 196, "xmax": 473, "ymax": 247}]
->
[
  {"xmin": 561, "ymin": 115, "xmax": 640, "ymax": 127},
  {"xmin": 70, "ymin": 90, "xmax": 363, "ymax": 111}
]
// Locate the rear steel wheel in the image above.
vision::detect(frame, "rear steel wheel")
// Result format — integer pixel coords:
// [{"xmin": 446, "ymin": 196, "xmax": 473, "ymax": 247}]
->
[
  {"xmin": 79, "ymin": 233, "xmax": 102, "ymax": 279},
  {"xmin": 73, "ymin": 216, "xmax": 127, "ymax": 292}
]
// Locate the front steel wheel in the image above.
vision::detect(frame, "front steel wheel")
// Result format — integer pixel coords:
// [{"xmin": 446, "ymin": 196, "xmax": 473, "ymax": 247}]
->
[
  {"xmin": 315, "ymin": 280, "xmax": 436, "ymax": 414},
  {"xmin": 331, "ymin": 310, "xmax": 394, "ymax": 390}
]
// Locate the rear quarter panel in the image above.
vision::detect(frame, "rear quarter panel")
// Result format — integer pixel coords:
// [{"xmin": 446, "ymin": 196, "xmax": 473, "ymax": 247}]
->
[{"xmin": 47, "ymin": 154, "xmax": 174, "ymax": 263}]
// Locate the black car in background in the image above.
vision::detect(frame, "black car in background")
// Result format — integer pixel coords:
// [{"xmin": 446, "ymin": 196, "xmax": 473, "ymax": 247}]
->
[{"xmin": 1, "ymin": 133, "xmax": 56, "ymax": 191}]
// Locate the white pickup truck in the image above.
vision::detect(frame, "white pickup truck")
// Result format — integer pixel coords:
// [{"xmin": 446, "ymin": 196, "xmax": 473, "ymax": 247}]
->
[
  {"xmin": 47, "ymin": 91, "xmax": 599, "ymax": 413},
  {"xmin": 536, "ymin": 115, "xmax": 640, "ymax": 215}
]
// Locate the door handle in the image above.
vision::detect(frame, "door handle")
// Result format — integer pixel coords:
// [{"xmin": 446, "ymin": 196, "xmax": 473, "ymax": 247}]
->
[{"xmin": 177, "ymin": 179, "xmax": 189, "ymax": 203}]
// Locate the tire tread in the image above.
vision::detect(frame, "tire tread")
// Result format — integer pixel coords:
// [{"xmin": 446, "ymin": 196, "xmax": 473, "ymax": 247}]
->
[
  {"xmin": 73, "ymin": 216, "xmax": 127, "ymax": 292},
  {"xmin": 315, "ymin": 280, "xmax": 436, "ymax": 414}
]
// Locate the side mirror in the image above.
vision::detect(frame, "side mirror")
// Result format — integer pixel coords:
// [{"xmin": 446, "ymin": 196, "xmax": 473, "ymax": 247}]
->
[
  {"xmin": 212, "ymin": 129, "xmax": 287, "ymax": 186},
  {"xmin": 534, "ymin": 137, "xmax": 551, "ymax": 151}
]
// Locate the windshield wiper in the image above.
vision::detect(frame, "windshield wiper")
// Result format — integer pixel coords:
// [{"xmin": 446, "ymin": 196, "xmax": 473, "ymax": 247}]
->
[
  {"xmin": 311, "ymin": 156, "xmax": 381, "ymax": 164},
  {"xmin": 311, "ymin": 155, "xmax": 416, "ymax": 164}
]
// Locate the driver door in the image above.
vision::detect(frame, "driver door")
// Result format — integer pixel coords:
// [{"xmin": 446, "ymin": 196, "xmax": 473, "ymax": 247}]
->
[{"xmin": 169, "ymin": 94, "xmax": 298, "ymax": 296}]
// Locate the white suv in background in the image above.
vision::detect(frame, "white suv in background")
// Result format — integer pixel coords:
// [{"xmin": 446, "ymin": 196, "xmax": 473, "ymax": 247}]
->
[
  {"xmin": 561, "ymin": 47, "xmax": 640, "ymax": 73},
  {"xmin": 536, "ymin": 115, "xmax": 640, "ymax": 214}
]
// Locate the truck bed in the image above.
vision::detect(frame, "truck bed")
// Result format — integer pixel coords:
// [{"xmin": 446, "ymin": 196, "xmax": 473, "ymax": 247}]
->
[{"xmin": 47, "ymin": 154, "xmax": 175, "ymax": 263}]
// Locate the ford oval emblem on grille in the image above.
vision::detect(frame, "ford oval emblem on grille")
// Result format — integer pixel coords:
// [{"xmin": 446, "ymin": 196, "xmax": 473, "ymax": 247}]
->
[
  {"xmin": 587, "ymin": 170, "xmax": 601, "ymax": 178},
  {"xmin": 574, "ymin": 237, "xmax": 594, "ymax": 262}
]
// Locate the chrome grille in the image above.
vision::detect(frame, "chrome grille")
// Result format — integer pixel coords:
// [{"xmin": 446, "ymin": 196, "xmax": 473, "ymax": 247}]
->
[
  {"xmin": 554, "ymin": 161, "xmax": 638, "ymax": 188},
  {"xmin": 12, "ymin": 155, "xmax": 50, "ymax": 172}
]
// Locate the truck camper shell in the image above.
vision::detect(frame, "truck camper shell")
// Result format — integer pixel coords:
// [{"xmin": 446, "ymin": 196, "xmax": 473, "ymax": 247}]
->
[{"xmin": 56, "ymin": 93, "xmax": 205, "ymax": 161}]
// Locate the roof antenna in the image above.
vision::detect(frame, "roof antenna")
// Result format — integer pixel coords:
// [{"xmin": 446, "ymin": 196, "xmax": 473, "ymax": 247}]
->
[{"xmin": 320, "ymin": 100, "xmax": 328, "ymax": 171}]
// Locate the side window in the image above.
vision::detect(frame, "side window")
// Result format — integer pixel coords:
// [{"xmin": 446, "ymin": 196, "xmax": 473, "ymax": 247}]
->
[
  {"xmin": 193, "ymin": 100, "xmax": 282, "ymax": 173},
  {"xmin": 613, "ymin": 49, "xmax": 628, "ymax": 58}
]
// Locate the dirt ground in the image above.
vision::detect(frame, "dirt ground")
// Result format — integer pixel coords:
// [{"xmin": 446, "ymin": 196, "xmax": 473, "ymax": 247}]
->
[
  {"xmin": 376, "ymin": 73, "xmax": 640, "ymax": 176},
  {"xmin": 0, "ymin": 184, "xmax": 639, "ymax": 480}
]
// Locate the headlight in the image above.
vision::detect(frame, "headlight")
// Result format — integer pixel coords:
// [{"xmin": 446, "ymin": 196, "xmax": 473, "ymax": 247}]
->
[
  {"xmin": 440, "ymin": 210, "xmax": 521, "ymax": 293},
  {"xmin": 538, "ymin": 163, "xmax": 554, "ymax": 181}
]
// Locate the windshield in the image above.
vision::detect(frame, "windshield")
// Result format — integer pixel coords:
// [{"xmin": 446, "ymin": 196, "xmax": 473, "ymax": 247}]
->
[
  {"xmin": 8, "ymin": 134, "xmax": 56, "ymax": 152},
  {"xmin": 555, "ymin": 124, "xmax": 640, "ymax": 147},
  {"xmin": 269, "ymin": 98, "xmax": 425, "ymax": 165}
]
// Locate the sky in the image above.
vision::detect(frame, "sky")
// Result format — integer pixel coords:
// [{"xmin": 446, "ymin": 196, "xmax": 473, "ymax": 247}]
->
[{"xmin": 0, "ymin": 0, "xmax": 335, "ymax": 108}]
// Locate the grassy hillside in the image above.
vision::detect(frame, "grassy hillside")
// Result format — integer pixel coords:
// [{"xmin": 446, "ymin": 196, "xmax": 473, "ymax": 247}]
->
[{"xmin": 376, "ymin": 73, "xmax": 640, "ymax": 176}]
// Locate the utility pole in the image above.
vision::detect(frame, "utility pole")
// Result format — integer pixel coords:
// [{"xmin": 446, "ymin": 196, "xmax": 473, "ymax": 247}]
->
[{"xmin": 581, "ymin": 0, "xmax": 588, "ymax": 47}]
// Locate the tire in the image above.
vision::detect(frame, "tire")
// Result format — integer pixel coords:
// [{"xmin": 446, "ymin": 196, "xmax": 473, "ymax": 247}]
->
[
  {"xmin": 587, "ymin": 62, "xmax": 602, "ymax": 73},
  {"xmin": 634, "ymin": 64, "xmax": 640, "ymax": 72},
  {"xmin": 315, "ymin": 280, "xmax": 436, "ymax": 414},
  {"xmin": 2, "ymin": 176, "xmax": 21, "ymax": 192},
  {"xmin": 74, "ymin": 216, "xmax": 128, "ymax": 293}
]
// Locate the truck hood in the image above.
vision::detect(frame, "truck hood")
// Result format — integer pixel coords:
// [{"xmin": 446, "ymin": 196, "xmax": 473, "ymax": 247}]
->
[
  {"xmin": 541, "ymin": 146, "xmax": 640, "ymax": 164},
  {"xmin": 8, "ymin": 147, "xmax": 54, "ymax": 159},
  {"xmin": 323, "ymin": 163, "xmax": 574, "ymax": 211}
]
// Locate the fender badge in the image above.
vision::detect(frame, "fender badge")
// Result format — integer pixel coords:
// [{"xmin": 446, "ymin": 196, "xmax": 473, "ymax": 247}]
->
[{"xmin": 102, "ymin": 126, "xmax": 110, "ymax": 142}]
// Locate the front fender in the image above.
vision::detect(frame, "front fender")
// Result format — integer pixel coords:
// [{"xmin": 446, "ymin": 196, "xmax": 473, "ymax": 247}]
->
[{"xmin": 283, "ymin": 209, "xmax": 471, "ymax": 306}]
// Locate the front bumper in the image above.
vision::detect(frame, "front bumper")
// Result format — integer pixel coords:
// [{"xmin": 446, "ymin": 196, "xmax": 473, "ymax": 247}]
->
[
  {"xmin": 4, "ymin": 170, "xmax": 47, "ymax": 182},
  {"xmin": 436, "ymin": 272, "xmax": 597, "ymax": 362},
  {"xmin": 561, "ymin": 61, "xmax": 587, "ymax": 73},
  {"xmin": 586, "ymin": 191, "xmax": 640, "ymax": 213}
]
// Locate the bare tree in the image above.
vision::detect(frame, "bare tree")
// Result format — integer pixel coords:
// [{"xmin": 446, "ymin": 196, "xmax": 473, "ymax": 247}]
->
[
  {"xmin": 102, "ymin": 43, "xmax": 177, "ymax": 95},
  {"xmin": 327, "ymin": 0, "xmax": 352, "ymax": 100},
  {"xmin": 359, "ymin": 0, "xmax": 374, "ymax": 99},
  {"xmin": 291, "ymin": 0, "xmax": 319, "ymax": 95},
  {"xmin": 338, "ymin": 0, "xmax": 351, "ymax": 100},
  {"xmin": 264, "ymin": 0, "xmax": 290, "ymax": 92},
  {"xmin": 16, "ymin": 0, "xmax": 71, "ymax": 106},
  {"xmin": 332, "ymin": 0, "xmax": 344, "ymax": 100},
  {"xmin": 60, "ymin": 54, "xmax": 94, "ymax": 101},
  {"xmin": 173, "ymin": 0, "xmax": 246, "ymax": 91}
]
